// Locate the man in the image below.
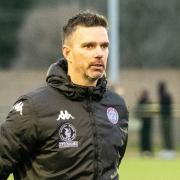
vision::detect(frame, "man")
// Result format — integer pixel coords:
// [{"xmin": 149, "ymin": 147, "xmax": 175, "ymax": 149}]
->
[
  {"xmin": 0, "ymin": 11, "xmax": 128, "ymax": 179},
  {"xmin": 136, "ymin": 89, "xmax": 153, "ymax": 156},
  {"xmin": 158, "ymin": 81, "xmax": 175, "ymax": 159}
]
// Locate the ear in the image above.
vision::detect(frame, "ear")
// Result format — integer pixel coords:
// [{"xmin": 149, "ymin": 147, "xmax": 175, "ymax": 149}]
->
[{"xmin": 62, "ymin": 45, "xmax": 71, "ymax": 61}]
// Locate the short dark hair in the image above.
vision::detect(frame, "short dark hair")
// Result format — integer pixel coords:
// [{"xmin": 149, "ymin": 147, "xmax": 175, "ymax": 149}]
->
[{"xmin": 62, "ymin": 11, "xmax": 108, "ymax": 43}]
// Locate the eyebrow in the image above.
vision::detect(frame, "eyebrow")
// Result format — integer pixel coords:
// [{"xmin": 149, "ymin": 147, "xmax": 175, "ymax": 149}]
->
[
  {"xmin": 101, "ymin": 42, "xmax": 109, "ymax": 46},
  {"xmin": 81, "ymin": 41, "xmax": 109, "ymax": 47}
]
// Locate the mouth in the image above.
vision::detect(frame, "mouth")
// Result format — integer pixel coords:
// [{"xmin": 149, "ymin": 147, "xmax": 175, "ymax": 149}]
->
[
  {"xmin": 90, "ymin": 63, "xmax": 104, "ymax": 68},
  {"xmin": 90, "ymin": 64, "xmax": 104, "ymax": 71}
]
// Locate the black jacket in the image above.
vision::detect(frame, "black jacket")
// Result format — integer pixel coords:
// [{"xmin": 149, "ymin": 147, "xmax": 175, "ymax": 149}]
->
[{"xmin": 0, "ymin": 59, "xmax": 128, "ymax": 180}]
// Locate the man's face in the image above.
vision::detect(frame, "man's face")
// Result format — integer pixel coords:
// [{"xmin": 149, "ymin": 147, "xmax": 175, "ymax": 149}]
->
[{"xmin": 63, "ymin": 26, "xmax": 109, "ymax": 86}]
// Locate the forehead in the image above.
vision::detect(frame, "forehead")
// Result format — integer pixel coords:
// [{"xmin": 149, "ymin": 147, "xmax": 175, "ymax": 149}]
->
[{"xmin": 70, "ymin": 26, "xmax": 109, "ymax": 43}]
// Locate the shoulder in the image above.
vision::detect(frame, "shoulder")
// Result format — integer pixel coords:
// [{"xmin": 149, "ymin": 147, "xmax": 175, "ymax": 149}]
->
[
  {"xmin": 104, "ymin": 89, "xmax": 127, "ymax": 106},
  {"xmin": 100, "ymin": 89, "xmax": 129, "ymax": 121},
  {"xmin": 14, "ymin": 85, "xmax": 62, "ymax": 116},
  {"xmin": 15, "ymin": 86, "xmax": 51, "ymax": 105},
  {"xmin": 23, "ymin": 86, "xmax": 55, "ymax": 102}
]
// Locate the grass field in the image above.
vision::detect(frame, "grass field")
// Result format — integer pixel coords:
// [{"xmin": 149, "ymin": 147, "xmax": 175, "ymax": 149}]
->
[
  {"xmin": 8, "ymin": 155, "xmax": 180, "ymax": 180},
  {"xmin": 119, "ymin": 156, "xmax": 180, "ymax": 180}
]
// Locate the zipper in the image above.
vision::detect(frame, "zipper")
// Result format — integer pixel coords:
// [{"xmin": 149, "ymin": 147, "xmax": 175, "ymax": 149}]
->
[{"xmin": 86, "ymin": 88, "xmax": 99, "ymax": 179}]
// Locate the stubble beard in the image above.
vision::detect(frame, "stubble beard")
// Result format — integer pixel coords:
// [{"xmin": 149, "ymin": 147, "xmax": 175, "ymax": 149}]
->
[{"xmin": 84, "ymin": 68, "xmax": 104, "ymax": 84}]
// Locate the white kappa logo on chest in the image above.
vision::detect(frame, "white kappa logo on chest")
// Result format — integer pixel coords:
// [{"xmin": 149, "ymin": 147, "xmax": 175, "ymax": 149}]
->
[{"xmin": 57, "ymin": 110, "xmax": 75, "ymax": 121}]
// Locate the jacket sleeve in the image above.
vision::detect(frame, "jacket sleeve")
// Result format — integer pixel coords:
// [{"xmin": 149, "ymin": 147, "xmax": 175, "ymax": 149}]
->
[
  {"xmin": 118, "ymin": 99, "xmax": 129, "ymax": 162},
  {"xmin": 0, "ymin": 96, "xmax": 38, "ymax": 179}
]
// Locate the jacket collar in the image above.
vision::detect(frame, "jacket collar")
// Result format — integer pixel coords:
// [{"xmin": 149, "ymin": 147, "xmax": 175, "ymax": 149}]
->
[{"xmin": 46, "ymin": 59, "xmax": 107, "ymax": 101}]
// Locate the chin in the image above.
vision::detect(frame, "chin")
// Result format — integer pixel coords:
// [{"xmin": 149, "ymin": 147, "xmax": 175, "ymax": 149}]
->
[{"xmin": 89, "ymin": 74, "xmax": 103, "ymax": 81}]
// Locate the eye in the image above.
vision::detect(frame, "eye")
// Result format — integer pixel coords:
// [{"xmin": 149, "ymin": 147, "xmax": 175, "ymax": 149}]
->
[
  {"xmin": 82, "ymin": 42, "xmax": 96, "ymax": 49},
  {"xmin": 85, "ymin": 43, "xmax": 95, "ymax": 49},
  {"xmin": 101, "ymin": 43, "xmax": 109, "ymax": 49}
]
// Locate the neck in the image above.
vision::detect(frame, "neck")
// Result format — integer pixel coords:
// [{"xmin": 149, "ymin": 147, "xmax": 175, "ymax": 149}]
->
[
  {"xmin": 68, "ymin": 74, "xmax": 97, "ymax": 87},
  {"xmin": 67, "ymin": 62, "xmax": 98, "ymax": 87}
]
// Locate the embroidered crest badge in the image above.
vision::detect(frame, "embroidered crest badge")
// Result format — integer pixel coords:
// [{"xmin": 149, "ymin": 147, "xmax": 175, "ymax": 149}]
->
[
  {"xmin": 58, "ymin": 123, "xmax": 78, "ymax": 148},
  {"xmin": 107, "ymin": 107, "xmax": 119, "ymax": 124}
]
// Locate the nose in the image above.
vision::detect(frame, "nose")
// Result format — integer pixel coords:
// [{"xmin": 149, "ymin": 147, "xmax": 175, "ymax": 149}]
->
[{"xmin": 94, "ymin": 46, "xmax": 104, "ymax": 58}]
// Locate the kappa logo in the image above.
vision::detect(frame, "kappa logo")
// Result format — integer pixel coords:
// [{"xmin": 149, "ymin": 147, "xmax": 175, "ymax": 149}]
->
[
  {"xmin": 13, "ymin": 102, "xmax": 23, "ymax": 115},
  {"xmin": 57, "ymin": 110, "xmax": 75, "ymax": 121}
]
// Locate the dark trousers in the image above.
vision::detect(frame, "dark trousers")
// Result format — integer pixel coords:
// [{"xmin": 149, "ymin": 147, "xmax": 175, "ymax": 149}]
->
[
  {"xmin": 161, "ymin": 115, "xmax": 174, "ymax": 150},
  {"xmin": 140, "ymin": 118, "xmax": 152, "ymax": 152}
]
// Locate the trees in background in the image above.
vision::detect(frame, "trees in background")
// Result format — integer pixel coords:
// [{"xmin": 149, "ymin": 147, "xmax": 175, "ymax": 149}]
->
[
  {"xmin": 0, "ymin": 0, "xmax": 35, "ymax": 68},
  {"xmin": 0, "ymin": 0, "xmax": 180, "ymax": 69},
  {"xmin": 12, "ymin": 3, "xmax": 79, "ymax": 69},
  {"xmin": 120, "ymin": 0, "xmax": 180, "ymax": 68}
]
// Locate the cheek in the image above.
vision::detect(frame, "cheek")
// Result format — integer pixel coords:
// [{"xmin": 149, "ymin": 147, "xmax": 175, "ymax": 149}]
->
[
  {"xmin": 71, "ymin": 57, "xmax": 86, "ymax": 72},
  {"xmin": 104, "ymin": 51, "xmax": 109, "ymax": 66},
  {"xmin": 104, "ymin": 55, "xmax": 108, "ymax": 66},
  {"xmin": 72, "ymin": 52, "xmax": 89, "ymax": 67},
  {"xmin": 71, "ymin": 48, "xmax": 86, "ymax": 61}
]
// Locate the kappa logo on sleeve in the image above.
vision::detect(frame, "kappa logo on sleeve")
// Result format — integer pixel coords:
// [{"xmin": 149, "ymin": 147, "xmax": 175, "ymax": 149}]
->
[{"xmin": 13, "ymin": 102, "xmax": 24, "ymax": 115}]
